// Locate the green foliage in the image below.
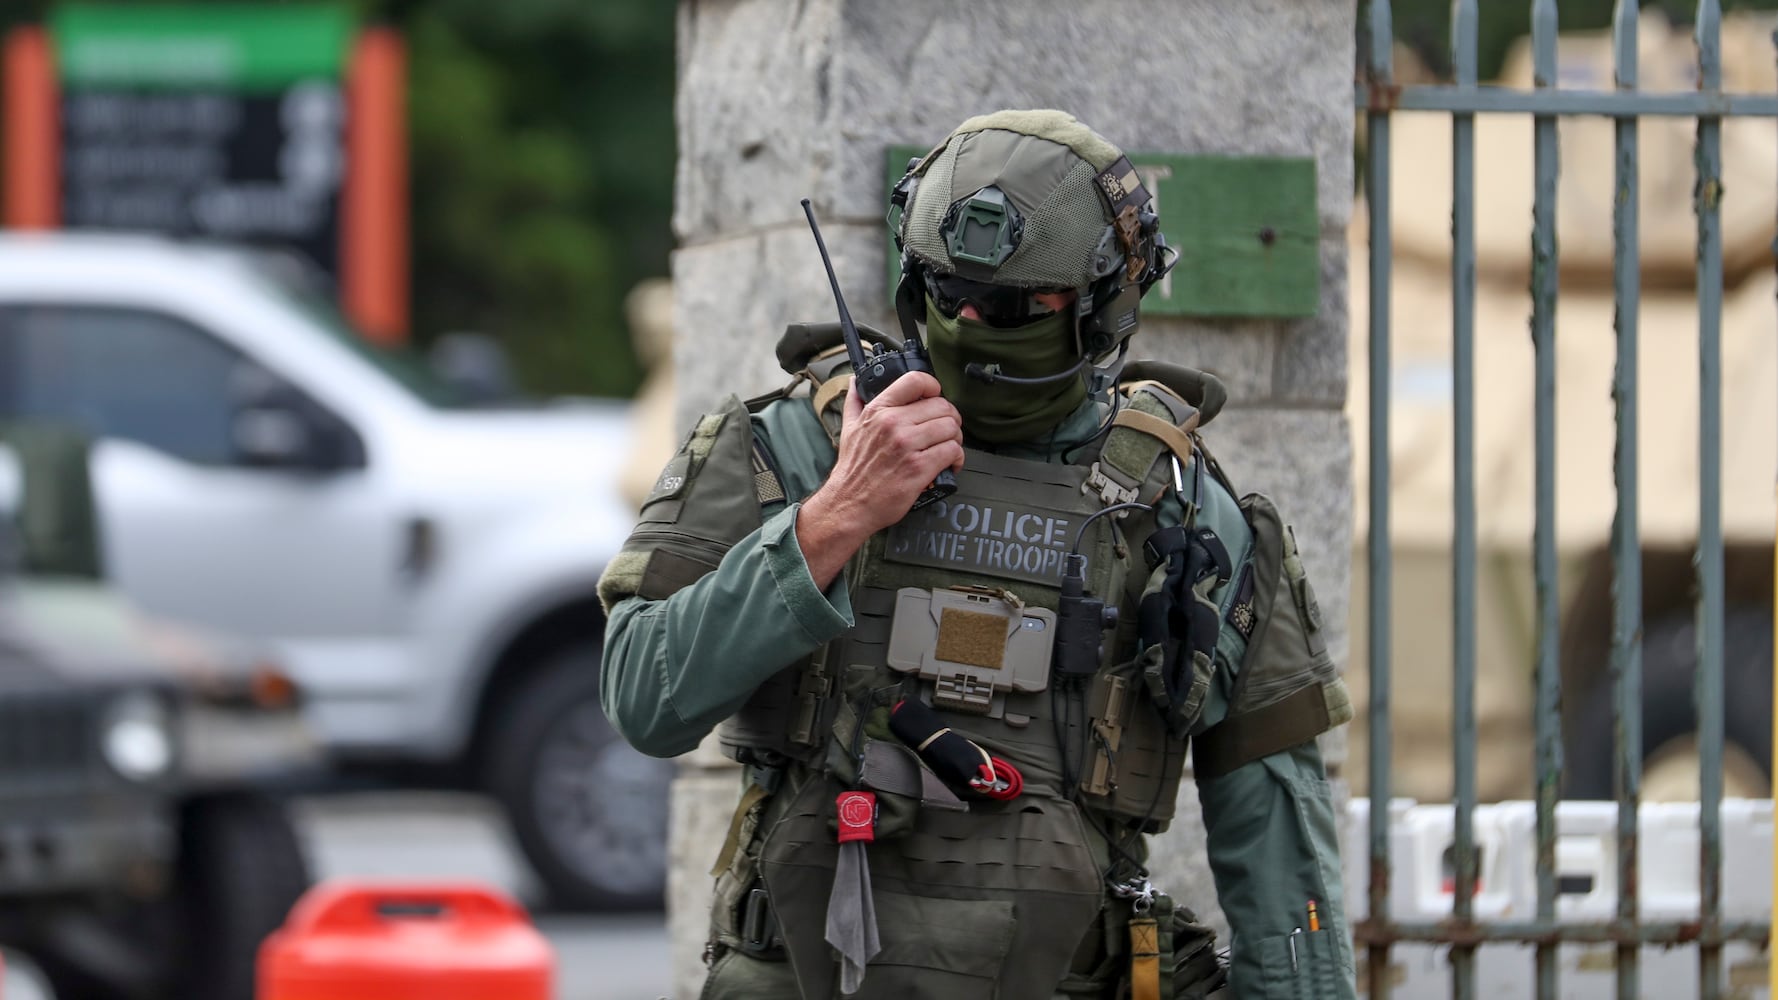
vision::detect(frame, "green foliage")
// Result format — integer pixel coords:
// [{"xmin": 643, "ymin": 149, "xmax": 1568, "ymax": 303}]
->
[
  {"xmin": 1386, "ymin": 0, "xmax": 1778, "ymax": 81},
  {"xmin": 397, "ymin": 0, "xmax": 673, "ymax": 398},
  {"xmin": 2, "ymin": 0, "xmax": 672, "ymax": 399}
]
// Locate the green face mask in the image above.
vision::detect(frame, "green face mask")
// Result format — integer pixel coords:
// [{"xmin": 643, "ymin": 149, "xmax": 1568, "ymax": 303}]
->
[{"xmin": 923, "ymin": 298, "xmax": 1087, "ymax": 444}]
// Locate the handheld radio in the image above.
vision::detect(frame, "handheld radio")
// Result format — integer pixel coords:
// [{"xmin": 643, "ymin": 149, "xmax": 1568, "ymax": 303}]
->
[{"xmin": 801, "ymin": 198, "xmax": 956, "ymax": 510}]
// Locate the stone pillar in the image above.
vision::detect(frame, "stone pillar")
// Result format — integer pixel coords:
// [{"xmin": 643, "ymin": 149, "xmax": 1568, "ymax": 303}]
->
[{"xmin": 668, "ymin": 1, "xmax": 1355, "ymax": 992}]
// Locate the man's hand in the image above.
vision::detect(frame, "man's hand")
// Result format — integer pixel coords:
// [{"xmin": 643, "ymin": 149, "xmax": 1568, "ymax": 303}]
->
[{"xmin": 797, "ymin": 373, "xmax": 963, "ymax": 590}]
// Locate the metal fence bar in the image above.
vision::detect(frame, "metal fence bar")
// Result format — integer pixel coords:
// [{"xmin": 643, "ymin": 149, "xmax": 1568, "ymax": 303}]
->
[
  {"xmin": 1352, "ymin": 0, "xmax": 1772, "ymax": 989},
  {"xmin": 1692, "ymin": 3, "xmax": 1727, "ymax": 998},
  {"xmin": 1357, "ymin": 919, "xmax": 1769, "ymax": 947},
  {"xmin": 1529, "ymin": 2, "xmax": 1562, "ymax": 998},
  {"xmin": 1363, "ymin": 3, "xmax": 1395, "ymax": 998},
  {"xmin": 1608, "ymin": 4, "xmax": 1643, "ymax": 1000},
  {"xmin": 1449, "ymin": 2, "xmax": 1480, "ymax": 998},
  {"xmin": 1770, "ymin": 24, "xmax": 1778, "ymax": 991},
  {"xmin": 1364, "ymin": 87, "xmax": 1778, "ymax": 117}
]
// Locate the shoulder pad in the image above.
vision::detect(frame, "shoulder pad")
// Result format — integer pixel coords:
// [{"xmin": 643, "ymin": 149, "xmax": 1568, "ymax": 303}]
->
[
  {"xmin": 1119, "ymin": 360, "xmax": 1227, "ymax": 426},
  {"xmin": 775, "ymin": 321, "xmax": 899, "ymax": 375},
  {"xmin": 1099, "ymin": 385, "xmax": 1199, "ymax": 496},
  {"xmin": 597, "ymin": 394, "xmax": 771, "ymax": 611}
]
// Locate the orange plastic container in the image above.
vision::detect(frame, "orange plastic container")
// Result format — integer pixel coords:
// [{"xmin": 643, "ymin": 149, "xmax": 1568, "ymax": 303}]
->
[{"xmin": 257, "ymin": 881, "xmax": 554, "ymax": 1000}]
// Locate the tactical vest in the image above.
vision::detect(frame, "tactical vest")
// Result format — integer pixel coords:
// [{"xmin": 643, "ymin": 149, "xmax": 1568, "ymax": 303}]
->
[
  {"xmin": 597, "ymin": 323, "xmax": 1352, "ymax": 998},
  {"xmin": 710, "ymin": 328, "xmax": 1218, "ymax": 828}
]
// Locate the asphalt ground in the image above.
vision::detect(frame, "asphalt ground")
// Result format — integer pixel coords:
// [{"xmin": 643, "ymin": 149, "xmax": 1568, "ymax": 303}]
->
[{"xmin": 4, "ymin": 791, "xmax": 674, "ymax": 1000}]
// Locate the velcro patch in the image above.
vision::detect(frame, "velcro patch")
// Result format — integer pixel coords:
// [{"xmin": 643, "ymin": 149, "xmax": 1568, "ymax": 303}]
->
[
  {"xmin": 750, "ymin": 440, "xmax": 785, "ymax": 505},
  {"xmin": 935, "ymin": 608, "xmax": 1009, "ymax": 669}
]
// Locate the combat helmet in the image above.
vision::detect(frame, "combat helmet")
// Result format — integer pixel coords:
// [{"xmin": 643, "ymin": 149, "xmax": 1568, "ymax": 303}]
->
[{"xmin": 888, "ymin": 110, "xmax": 1174, "ymax": 388}]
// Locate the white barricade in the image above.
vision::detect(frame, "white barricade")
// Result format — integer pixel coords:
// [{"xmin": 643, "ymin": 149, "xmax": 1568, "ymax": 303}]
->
[{"xmin": 1344, "ymin": 798, "xmax": 1772, "ymax": 998}]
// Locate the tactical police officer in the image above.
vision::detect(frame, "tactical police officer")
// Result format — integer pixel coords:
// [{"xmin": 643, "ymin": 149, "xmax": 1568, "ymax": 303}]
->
[{"xmin": 599, "ymin": 110, "xmax": 1357, "ymax": 999}]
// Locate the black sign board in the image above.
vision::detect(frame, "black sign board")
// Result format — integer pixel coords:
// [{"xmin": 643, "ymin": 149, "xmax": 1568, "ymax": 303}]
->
[{"xmin": 60, "ymin": 84, "xmax": 344, "ymax": 277}]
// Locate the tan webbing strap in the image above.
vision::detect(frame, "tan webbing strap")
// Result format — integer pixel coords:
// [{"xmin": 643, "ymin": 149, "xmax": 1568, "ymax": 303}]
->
[
  {"xmin": 1110, "ymin": 407, "xmax": 1197, "ymax": 472},
  {"xmin": 812, "ymin": 375, "xmax": 850, "ymax": 422},
  {"xmin": 1191, "ymin": 683, "xmax": 1337, "ymax": 780},
  {"xmin": 1121, "ymin": 379, "xmax": 1193, "ymax": 423},
  {"xmin": 1129, "ymin": 915, "xmax": 1161, "ymax": 1000},
  {"xmin": 742, "ymin": 372, "xmax": 809, "ymax": 413},
  {"xmin": 709, "ymin": 782, "xmax": 771, "ymax": 877}
]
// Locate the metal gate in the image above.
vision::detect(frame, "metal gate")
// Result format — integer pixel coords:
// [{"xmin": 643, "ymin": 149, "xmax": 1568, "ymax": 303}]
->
[{"xmin": 1356, "ymin": 1, "xmax": 1773, "ymax": 997}]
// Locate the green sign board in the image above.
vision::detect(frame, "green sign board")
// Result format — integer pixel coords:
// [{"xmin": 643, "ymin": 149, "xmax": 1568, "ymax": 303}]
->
[
  {"xmin": 52, "ymin": 4, "xmax": 351, "ymax": 91},
  {"xmin": 886, "ymin": 147, "xmax": 1319, "ymax": 319}
]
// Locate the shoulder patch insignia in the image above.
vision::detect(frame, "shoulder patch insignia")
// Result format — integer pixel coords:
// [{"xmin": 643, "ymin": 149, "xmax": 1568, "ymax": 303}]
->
[{"xmin": 644, "ymin": 454, "xmax": 692, "ymax": 507}]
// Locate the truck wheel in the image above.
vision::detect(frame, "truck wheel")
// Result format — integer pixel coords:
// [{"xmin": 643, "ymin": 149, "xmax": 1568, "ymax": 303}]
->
[
  {"xmin": 1567, "ymin": 607, "xmax": 1773, "ymax": 801},
  {"xmin": 169, "ymin": 794, "xmax": 311, "ymax": 1000},
  {"xmin": 30, "ymin": 951, "xmax": 135, "ymax": 1000},
  {"xmin": 21, "ymin": 795, "xmax": 305, "ymax": 1000},
  {"xmin": 485, "ymin": 642, "xmax": 673, "ymax": 911}
]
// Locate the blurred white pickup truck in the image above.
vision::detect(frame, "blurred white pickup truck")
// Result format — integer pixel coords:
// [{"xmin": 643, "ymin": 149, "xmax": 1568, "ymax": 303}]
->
[{"xmin": 0, "ymin": 233, "xmax": 669, "ymax": 910}]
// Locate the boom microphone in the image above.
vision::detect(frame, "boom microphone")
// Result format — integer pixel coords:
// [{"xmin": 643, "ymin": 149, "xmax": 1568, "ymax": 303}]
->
[{"xmin": 965, "ymin": 356, "xmax": 1090, "ymax": 386}]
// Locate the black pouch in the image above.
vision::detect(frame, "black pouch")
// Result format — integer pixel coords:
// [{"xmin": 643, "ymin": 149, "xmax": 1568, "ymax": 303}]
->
[
  {"xmin": 1136, "ymin": 524, "xmax": 1229, "ymax": 737},
  {"xmin": 1165, "ymin": 901, "xmax": 1229, "ymax": 999}
]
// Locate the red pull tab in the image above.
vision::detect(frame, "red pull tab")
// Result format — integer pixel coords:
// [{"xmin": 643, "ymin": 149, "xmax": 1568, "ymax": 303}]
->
[
  {"xmin": 987, "ymin": 757, "xmax": 1023, "ymax": 800},
  {"xmin": 967, "ymin": 757, "xmax": 1025, "ymax": 801},
  {"xmin": 836, "ymin": 790, "xmax": 876, "ymax": 844}
]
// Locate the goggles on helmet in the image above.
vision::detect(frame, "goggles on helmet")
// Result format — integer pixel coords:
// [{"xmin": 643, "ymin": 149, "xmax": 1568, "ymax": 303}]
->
[{"xmin": 922, "ymin": 270, "xmax": 1069, "ymax": 329}]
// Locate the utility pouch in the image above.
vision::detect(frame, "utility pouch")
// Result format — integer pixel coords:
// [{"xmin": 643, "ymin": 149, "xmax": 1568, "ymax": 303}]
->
[
  {"xmin": 885, "ymin": 586, "xmax": 1054, "ymax": 716},
  {"xmin": 708, "ymin": 777, "xmax": 787, "ymax": 962},
  {"xmin": 1126, "ymin": 893, "xmax": 1229, "ymax": 1000},
  {"xmin": 1192, "ymin": 494, "xmax": 1353, "ymax": 780},
  {"xmin": 758, "ymin": 777, "xmax": 1101, "ymax": 1000},
  {"xmin": 1056, "ymin": 893, "xmax": 1228, "ymax": 999},
  {"xmin": 1074, "ymin": 650, "xmax": 1189, "ymax": 830},
  {"xmin": 824, "ymin": 699, "xmax": 924, "ymax": 841},
  {"xmin": 719, "ymin": 647, "xmax": 830, "ymax": 767}
]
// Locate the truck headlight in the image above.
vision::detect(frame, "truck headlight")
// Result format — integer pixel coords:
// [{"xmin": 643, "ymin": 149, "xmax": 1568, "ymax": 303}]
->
[{"xmin": 102, "ymin": 694, "xmax": 175, "ymax": 781}]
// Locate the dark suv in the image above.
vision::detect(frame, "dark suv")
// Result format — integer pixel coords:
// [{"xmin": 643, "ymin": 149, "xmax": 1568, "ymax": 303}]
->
[{"xmin": 0, "ymin": 423, "xmax": 318, "ymax": 1000}]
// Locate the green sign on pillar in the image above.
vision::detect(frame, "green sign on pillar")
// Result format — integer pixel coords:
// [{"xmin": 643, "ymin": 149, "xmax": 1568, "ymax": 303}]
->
[{"xmin": 886, "ymin": 147, "xmax": 1319, "ymax": 319}]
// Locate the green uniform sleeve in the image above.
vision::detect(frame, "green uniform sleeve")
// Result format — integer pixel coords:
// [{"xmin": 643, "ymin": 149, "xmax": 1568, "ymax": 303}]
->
[
  {"xmin": 600, "ymin": 502, "xmax": 854, "ymax": 759},
  {"xmin": 1198, "ymin": 739, "xmax": 1355, "ymax": 998},
  {"xmin": 1181, "ymin": 464, "xmax": 1355, "ymax": 998}
]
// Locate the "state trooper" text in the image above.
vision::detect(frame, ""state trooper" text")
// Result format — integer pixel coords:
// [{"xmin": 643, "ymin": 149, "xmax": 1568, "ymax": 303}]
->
[{"xmin": 887, "ymin": 500, "xmax": 1076, "ymax": 582}]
